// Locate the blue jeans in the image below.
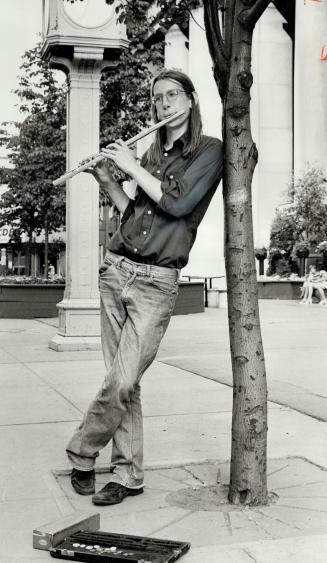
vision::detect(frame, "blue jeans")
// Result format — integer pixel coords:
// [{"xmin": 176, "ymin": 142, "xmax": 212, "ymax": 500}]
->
[{"xmin": 66, "ymin": 251, "xmax": 179, "ymax": 488}]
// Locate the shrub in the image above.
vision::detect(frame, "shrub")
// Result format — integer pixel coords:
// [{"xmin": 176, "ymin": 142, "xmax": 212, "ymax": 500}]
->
[
  {"xmin": 0, "ymin": 275, "xmax": 65, "ymax": 285},
  {"xmin": 275, "ymin": 258, "xmax": 292, "ymax": 278},
  {"xmin": 316, "ymin": 241, "xmax": 327, "ymax": 254},
  {"xmin": 293, "ymin": 240, "xmax": 310, "ymax": 259}
]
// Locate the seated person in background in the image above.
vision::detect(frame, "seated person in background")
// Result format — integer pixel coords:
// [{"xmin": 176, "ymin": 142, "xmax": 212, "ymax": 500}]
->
[{"xmin": 300, "ymin": 265, "xmax": 327, "ymax": 305}]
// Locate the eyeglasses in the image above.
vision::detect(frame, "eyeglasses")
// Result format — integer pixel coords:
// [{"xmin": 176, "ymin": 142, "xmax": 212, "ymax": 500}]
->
[{"xmin": 152, "ymin": 89, "xmax": 187, "ymax": 106}]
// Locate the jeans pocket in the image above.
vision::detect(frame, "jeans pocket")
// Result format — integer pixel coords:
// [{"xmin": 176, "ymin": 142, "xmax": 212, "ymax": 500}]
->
[
  {"xmin": 149, "ymin": 275, "xmax": 178, "ymax": 296},
  {"xmin": 99, "ymin": 260, "xmax": 114, "ymax": 276}
]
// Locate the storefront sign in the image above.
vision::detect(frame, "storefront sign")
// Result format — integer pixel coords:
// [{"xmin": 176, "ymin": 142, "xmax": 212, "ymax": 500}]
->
[{"xmin": 0, "ymin": 226, "xmax": 12, "ymax": 244}]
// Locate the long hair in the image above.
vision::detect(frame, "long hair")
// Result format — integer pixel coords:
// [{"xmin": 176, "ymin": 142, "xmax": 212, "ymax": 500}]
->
[{"xmin": 147, "ymin": 69, "xmax": 203, "ymax": 166}]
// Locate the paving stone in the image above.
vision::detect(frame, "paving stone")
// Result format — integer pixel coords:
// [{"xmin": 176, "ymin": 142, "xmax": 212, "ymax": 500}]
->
[
  {"xmin": 245, "ymin": 534, "xmax": 327, "ymax": 563},
  {"xmin": 182, "ymin": 545, "xmax": 256, "ymax": 563},
  {"xmin": 0, "ymin": 499, "xmax": 61, "ymax": 560},
  {"xmin": 258, "ymin": 504, "xmax": 327, "ymax": 534},
  {"xmin": 143, "ymin": 411, "xmax": 232, "ymax": 467},
  {"xmin": 150, "ymin": 467, "xmax": 193, "ymax": 482},
  {"xmin": 29, "ymin": 360, "xmax": 104, "ymax": 384},
  {"xmin": 154, "ymin": 510, "xmax": 237, "ymax": 547},
  {"xmin": 100, "ymin": 506, "xmax": 189, "ymax": 539},
  {"xmin": 0, "ymin": 383, "xmax": 81, "ymax": 425},
  {"xmin": 185, "ymin": 461, "xmax": 229, "ymax": 485},
  {"xmin": 267, "ymin": 457, "xmax": 327, "ymax": 488},
  {"xmin": 0, "ymin": 422, "xmax": 80, "ymax": 473},
  {"xmin": 0, "ymin": 348, "xmax": 18, "ymax": 364},
  {"xmin": 1, "ymin": 473, "xmax": 54, "ymax": 501},
  {"xmin": 247, "ymin": 508, "xmax": 304, "ymax": 539},
  {"xmin": 143, "ymin": 362, "xmax": 233, "ymax": 416}
]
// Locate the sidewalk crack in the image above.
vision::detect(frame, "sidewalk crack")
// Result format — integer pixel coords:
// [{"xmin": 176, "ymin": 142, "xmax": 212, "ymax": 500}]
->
[
  {"xmin": 148, "ymin": 510, "xmax": 194, "ymax": 537},
  {"xmin": 243, "ymin": 549, "xmax": 260, "ymax": 563},
  {"xmin": 223, "ymin": 512, "xmax": 233, "ymax": 536},
  {"xmin": 183, "ymin": 466, "xmax": 206, "ymax": 485},
  {"xmin": 254, "ymin": 508, "xmax": 303, "ymax": 532}
]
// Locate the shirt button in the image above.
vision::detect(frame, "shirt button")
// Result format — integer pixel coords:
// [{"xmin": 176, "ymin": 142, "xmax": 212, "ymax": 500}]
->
[
  {"xmin": 133, "ymin": 248, "xmax": 138, "ymax": 253},
  {"xmin": 143, "ymin": 231, "xmax": 147, "ymax": 235},
  {"xmin": 147, "ymin": 210, "xmax": 152, "ymax": 215}
]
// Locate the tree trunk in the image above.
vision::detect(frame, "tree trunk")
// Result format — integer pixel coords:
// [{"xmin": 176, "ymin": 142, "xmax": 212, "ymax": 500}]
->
[
  {"xmin": 299, "ymin": 257, "xmax": 305, "ymax": 277},
  {"xmin": 44, "ymin": 214, "xmax": 49, "ymax": 279},
  {"xmin": 25, "ymin": 230, "xmax": 33, "ymax": 277},
  {"xmin": 204, "ymin": 0, "xmax": 269, "ymax": 506}
]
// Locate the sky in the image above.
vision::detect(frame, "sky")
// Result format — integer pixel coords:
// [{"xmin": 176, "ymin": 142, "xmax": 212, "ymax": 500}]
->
[{"xmin": 0, "ymin": 0, "xmax": 42, "ymax": 126}]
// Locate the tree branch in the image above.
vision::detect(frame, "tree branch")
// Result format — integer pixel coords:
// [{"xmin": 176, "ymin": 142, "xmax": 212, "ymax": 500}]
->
[
  {"xmin": 224, "ymin": 0, "xmax": 237, "ymax": 60},
  {"xmin": 203, "ymin": 0, "xmax": 230, "ymax": 97},
  {"xmin": 203, "ymin": 0, "xmax": 227, "ymax": 63},
  {"xmin": 239, "ymin": 0, "xmax": 272, "ymax": 29}
]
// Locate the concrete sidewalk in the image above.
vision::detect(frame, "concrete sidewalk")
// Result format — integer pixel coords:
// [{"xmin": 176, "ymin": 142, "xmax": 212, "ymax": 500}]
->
[{"xmin": 0, "ymin": 300, "xmax": 326, "ymax": 562}]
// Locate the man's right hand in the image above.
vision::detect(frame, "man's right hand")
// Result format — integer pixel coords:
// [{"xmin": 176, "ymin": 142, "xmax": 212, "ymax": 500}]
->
[{"xmin": 81, "ymin": 155, "xmax": 115, "ymax": 187}]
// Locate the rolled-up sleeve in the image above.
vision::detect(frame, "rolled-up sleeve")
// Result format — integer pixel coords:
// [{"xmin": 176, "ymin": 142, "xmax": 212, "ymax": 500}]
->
[{"xmin": 157, "ymin": 139, "xmax": 223, "ymax": 217}]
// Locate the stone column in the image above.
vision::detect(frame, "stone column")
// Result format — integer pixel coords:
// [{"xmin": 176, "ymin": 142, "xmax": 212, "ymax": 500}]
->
[
  {"xmin": 49, "ymin": 47, "xmax": 104, "ymax": 351},
  {"xmin": 251, "ymin": 5, "xmax": 293, "ymax": 247},
  {"xmin": 294, "ymin": 0, "xmax": 327, "ymax": 174}
]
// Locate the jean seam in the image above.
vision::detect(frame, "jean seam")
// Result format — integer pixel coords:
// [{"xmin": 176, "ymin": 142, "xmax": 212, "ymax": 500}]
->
[{"xmin": 129, "ymin": 397, "xmax": 135, "ymax": 484}]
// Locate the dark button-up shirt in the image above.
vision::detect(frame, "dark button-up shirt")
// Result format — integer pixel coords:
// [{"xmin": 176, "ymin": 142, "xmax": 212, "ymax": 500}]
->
[{"xmin": 108, "ymin": 134, "xmax": 223, "ymax": 269}]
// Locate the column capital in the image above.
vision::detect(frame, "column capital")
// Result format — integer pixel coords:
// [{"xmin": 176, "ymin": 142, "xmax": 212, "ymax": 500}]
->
[{"xmin": 48, "ymin": 50, "xmax": 118, "ymax": 78}]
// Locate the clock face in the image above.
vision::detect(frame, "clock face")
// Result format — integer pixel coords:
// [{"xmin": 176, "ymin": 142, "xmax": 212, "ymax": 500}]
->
[{"xmin": 62, "ymin": 0, "xmax": 114, "ymax": 28}]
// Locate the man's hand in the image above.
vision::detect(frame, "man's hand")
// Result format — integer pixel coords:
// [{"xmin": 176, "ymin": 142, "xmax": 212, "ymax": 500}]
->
[
  {"xmin": 101, "ymin": 140, "xmax": 137, "ymax": 177},
  {"xmin": 81, "ymin": 155, "xmax": 116, "ymax": 187},
  {"xmin": 78, "ymin": 153, "xmax": 131, "ymax": 215}
]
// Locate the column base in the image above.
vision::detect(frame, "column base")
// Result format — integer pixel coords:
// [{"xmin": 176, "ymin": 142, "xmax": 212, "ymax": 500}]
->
[
  {"xmin": 49, "ymin": 333, "xmax": 101, "ymax": 352},
  {"xmin": 48, "ymin": 298, "xmax": 101, "ymax": 351}
]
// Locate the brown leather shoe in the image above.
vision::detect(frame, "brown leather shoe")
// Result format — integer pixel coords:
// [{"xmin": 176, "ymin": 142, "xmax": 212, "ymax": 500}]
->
[
  {"xmin": 71, "ymin": 468, "xmax": 95, "ymax": 495},
  {"xmin": 92, "ymin": 482, "xmax": 143, "ymax": 505}
]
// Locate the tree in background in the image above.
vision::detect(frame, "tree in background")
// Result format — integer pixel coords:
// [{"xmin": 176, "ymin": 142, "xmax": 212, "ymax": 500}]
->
[
  {"xmin": 290, "ymin": 166, "xmax": 327, "ymax": 248},
  {"xmin": 0, "ymin": 44, "xmax": 66, "ymax": 276},
  {"xmin": 267, "ymin": 212, "xmax": 298, "ymax": 276},
  {"xmin": 268, "ymin": 165, "xmax": 327, "ymax": 275}
]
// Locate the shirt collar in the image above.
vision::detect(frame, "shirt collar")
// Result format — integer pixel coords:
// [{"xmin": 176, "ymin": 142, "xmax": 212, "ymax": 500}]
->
[{"xmin": 165, "ymin": 132, "xmax": 188, "ymax": 153}]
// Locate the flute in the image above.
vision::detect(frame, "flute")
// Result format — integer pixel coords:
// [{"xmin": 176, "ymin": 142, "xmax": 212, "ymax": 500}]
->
[{"xmin": 53, "ymin": 109, "xmax": 185, "ymax": 186}]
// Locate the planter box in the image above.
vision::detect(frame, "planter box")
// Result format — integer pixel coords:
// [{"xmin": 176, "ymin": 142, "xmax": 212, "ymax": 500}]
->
[
  {"xmin": 173, "ymin": 282, "xmax": 204, "ymax": 315},
  {"xmin": 0, "ymin": 281, "xmax": 204, "ymax": 319},
  {"xmin": 0, "ymin": 284, "xmax": 65, "ymax": 318},
  {"xmin": 257, "ymin": 280, "xmax": 303, "ymax": 300}
]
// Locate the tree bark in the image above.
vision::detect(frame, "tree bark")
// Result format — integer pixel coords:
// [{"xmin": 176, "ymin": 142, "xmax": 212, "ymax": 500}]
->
[
  {"xmin": 204, "ymin": 0, "xmax": 268, "ymax": 506},
  {"xmin": 25, "ymin": 229, "xmax": 34, "ymax": 277}
]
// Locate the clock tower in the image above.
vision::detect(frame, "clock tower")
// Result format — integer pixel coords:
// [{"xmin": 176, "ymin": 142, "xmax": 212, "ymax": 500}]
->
[{"xmin": 41, "ymin": 0, "xmax": 127, "ymax": 351}]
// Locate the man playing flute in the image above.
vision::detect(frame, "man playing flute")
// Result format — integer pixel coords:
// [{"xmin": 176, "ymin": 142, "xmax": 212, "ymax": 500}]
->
[{"xmin": 67, "ymin": 69, "xmax": 223, "ymax": 506}]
